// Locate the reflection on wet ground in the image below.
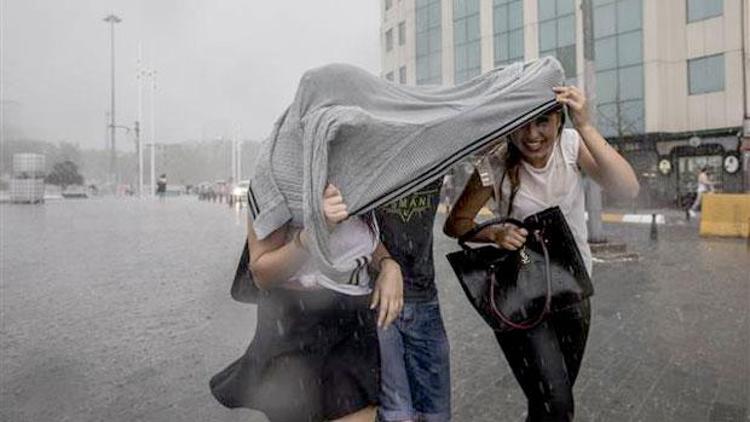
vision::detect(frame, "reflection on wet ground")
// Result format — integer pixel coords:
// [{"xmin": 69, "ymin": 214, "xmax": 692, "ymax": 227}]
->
[{"xmin": 1, "ymin": 198, "xmax": 747, "ymax": 421}]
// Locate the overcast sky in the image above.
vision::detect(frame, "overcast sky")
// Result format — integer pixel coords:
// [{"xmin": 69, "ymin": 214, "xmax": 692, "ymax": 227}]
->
[{"xmin": 1, "ymin": 0, "xmax": 382, "ymax": 150}]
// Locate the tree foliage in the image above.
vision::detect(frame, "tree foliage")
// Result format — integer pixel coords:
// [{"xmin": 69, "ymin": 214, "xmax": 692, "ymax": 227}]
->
[
  {"xmin": 3, "ymin": 138, "xmax": 261, "ymax": 186},
  {"xmin": 45, "ymin": 160, "xmax": 84, "ymax": 188}
]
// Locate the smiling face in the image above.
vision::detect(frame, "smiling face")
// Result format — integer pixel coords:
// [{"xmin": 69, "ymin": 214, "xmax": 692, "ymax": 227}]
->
[{"xmin": 508, "ymin": 111, "xmax": 563, "ymax": 168}]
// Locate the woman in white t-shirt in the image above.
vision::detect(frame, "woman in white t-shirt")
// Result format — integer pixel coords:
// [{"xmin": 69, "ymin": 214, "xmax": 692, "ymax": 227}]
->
[
  {"xmin": 211, "ymin": 183, "xmax": 404, "ymax": 422},
  {"xmin": 444, "ymin": 86, "xmax": 639, "ymax": 422}
]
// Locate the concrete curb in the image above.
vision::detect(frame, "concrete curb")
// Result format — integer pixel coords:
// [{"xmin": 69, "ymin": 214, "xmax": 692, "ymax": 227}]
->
[{"xmin": 599, "ymin": 213, "xmax": 666, "ymax": 225}]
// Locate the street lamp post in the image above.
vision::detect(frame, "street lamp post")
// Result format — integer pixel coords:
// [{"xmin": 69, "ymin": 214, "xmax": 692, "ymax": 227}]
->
[
  {"xmin": 103, "ymin": 14, "xmax": 121, "ymax": 188},
  {"xmin": 236, "ymin": 138, "xmax": 242, "ymax": 182},
  {"xmin": 134, "ymin": 120, "xmax": 141, "ymax": 194},
  {"xmin": 149, "ymin": 70, "xmax": 157, "ymax": 197},
  {"xmin": 231, "ymin": 125, "xmax": 242, "ymax": 183},
  {"xmin": 231, "ymin": 135, "xmax": 236, "ymax": 186},
  {"xmin": 136, "ymin": 44, "xmax": 146, "ymax": 198}
]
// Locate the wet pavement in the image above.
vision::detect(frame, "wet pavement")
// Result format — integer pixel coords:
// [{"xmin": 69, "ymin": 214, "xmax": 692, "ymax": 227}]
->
[{"xmin": 1, "ymin": 197, "xmax": 748, "ymax": 421}]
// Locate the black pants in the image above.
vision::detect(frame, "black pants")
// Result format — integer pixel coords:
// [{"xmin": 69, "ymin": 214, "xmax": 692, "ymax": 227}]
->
[{"xmin": 494, "ymin": 299, "xmax": 591, "ymax": 422}]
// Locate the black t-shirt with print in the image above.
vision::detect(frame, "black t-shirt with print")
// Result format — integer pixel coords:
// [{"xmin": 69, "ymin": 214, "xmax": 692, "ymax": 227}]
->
[{"xmin": 375, "ymin": 179, "xmax": 442, "ymax": 302}]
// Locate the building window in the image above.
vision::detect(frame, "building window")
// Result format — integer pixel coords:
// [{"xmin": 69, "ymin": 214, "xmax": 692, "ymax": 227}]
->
[
  {"xmin": 493, "ymin": 0, "xmax": 524, "ymax": 66},
  {"xmin": 537, "ymin": 0, "xmax": 577, "ymax": 85},
  {"xmin": 593, "ymin": 0, "xmax": 644, "ymax": 138},
  {"xmin": 454, "ymin": 0, "xmax": 482, "ymax": 84},
  {"xmin": 385, "ymin": 0, "xmax": 393, "ymax": 11},
  {"xmin": 398, "ymin": 21, "xmax": 406, "ymax": 46},
  {"xmin": 386, "ymin": 28, "xmax": 394, "ymax": 52},
  {"xmin": 399, "ymin": 66, "xmax": 407, "ymax": 84},
  {"xmin": 386, "ymin": 71, "xmax": 395, "ymax": 81},
  {"xmin": 688, "ymin": 54, "xmax": 725, "ymax": 95},
  {"xmin": 416, "ymin": 0, "xmax": 443, "ymax": 85},
  {"xmin": 687, "ymin": 0, "xmax": 723, "ymax": 23}
]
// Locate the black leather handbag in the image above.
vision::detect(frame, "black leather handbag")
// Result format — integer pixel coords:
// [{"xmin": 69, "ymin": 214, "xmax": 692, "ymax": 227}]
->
[{"xmin": 446, "ymin": 206, "xmax": 593, "ymax": 332}]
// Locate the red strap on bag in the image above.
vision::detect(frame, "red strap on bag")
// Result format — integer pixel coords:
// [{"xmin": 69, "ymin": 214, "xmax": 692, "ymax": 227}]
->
[{"xmin": 488, "ymin": 231, "xmax": 552, "ymax": 330}]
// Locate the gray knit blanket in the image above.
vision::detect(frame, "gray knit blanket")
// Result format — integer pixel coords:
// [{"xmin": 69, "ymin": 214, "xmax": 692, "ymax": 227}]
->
[{"xmin": 246, "ymin": 57, "xmax": 564, "ymax": 284}]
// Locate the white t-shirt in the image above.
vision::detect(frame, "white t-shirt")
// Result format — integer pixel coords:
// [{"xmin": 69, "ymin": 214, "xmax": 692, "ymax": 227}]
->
[
  {"xmin": 283, "ymin": 217, "xmax": 379, "ymax": 296},
  {"xmin": 483, "ymin": 129, "xmax": 593, "ymax": 276}
]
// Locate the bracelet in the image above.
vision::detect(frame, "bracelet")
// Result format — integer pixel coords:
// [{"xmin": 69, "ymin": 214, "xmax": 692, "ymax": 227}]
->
[{"xmin": 378, "ymin": 256, "xmax": 398, "ymax": 271}]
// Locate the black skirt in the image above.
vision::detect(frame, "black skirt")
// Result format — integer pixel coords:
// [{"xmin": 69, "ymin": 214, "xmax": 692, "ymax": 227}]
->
[{"xmin": 210, "ymin": 287, "xmax": 380, "ymax": 422}]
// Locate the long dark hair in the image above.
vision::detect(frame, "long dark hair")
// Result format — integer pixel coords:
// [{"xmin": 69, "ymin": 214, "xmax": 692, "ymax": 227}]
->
[{"xmin": 362, "ymin": 211, "xmax": 378, "ymax": 238}]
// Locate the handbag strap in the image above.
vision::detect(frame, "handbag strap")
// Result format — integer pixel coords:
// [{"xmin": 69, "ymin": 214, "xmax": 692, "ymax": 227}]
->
[
  {"xmin": 458, "ymin": 216, "xmax": 525, "ymax": 251},
  {"xmin": 458, "ymin": 167, "xmax": 521, "ymax": 252},
  {"xmin": 498, "ymin": 168, "xmax": 519, "ymax": 217},
  {"xmin": 488, "ymin": 230, "xmax": 552, "ymax": 330}
]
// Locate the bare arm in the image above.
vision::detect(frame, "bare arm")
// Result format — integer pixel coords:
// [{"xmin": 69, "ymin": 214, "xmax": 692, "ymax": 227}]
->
[
  {"xmin": 698, "ymin": 172, "xmax": 716, "ymax": 187},
  {"xmin": 554, "ymin": 86, "xmax": 640, "ymax": 200},
  {"xmin": 248, "ymin": 183, "xmax": 348, "ymax": 290},
  {"xmin": 370, "ymin": 241, "xmax": 394, "ymax": 269},
  {"xmin": 251, "ymin": 182, "xmax": 404, "ymax": 327},
  {"xmin": 576, "ymin": 127, "xmax": 640, "ymax": 200},
  {"xmin": 247, "ymin": 218, "xmax": 309, "ymax": 290},
  {"xmin": 369, "ymin": 241, "xmax": 403, "ymax": 328},
  {"xmin": 443, "ymin": 169, "xmax": 528, "ymax": 250},
  {"xmin": 443, "ymin": 169, "xmax": 493, "ymax": 240}
]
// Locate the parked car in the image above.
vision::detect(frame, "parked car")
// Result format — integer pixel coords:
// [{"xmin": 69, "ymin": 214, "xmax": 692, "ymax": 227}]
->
[
  {"xmin": 61, "ymin": 185, "xmax": 88, "ymax": 199},
  {"xmin": 164, "ymin": 184, "xmax": 186, "ymax": 197}
]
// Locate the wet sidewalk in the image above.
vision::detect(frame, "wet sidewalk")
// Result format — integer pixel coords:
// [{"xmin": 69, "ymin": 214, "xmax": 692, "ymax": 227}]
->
[
  {"xmin": 1, "ymin": 198, "xmax": 747, "ymax": 421},
  {"xmin": 601, "ymin": 207, "xmax": 697, "ymax": 226},
  {"xmin": 438, "ymin": 203, "xmax": 699, "ymax": 226},
  {"xmin": 439, "ymin": 217, "xmax": 749, "ymax": 421}
]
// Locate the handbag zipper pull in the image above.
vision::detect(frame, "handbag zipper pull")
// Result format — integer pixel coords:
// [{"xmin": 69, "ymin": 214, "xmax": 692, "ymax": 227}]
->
[{"xmin": 520, "ymin": 247, "xmax": 530, "ymax": 265}]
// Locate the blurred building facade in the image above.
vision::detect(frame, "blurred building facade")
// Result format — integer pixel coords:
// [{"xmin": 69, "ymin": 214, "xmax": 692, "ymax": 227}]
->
[{"xmin": 380, "ymin": 0, "xmax": 750, "ymax": 207}]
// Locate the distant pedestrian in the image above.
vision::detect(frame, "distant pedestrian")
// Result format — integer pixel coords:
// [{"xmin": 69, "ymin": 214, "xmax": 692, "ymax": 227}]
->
[
  {"xmin": 218, "ymin": 182, "xmax": 226, "ymax": 203},
  {"xmin": 157, "ymin": 174, "xmax": 167, "ymax": 199},
  {"xmin": 689, "ymin": 167, "xmax": 715, "ymax": 217}
]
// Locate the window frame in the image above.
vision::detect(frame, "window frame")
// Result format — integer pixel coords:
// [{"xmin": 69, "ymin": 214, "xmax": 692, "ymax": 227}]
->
[
  {"xmin": 416, "ymin": 0, "xmax": 443, "ymax": 85},
  {"xmin": 493, "ymin": 0, "xmax": 525, "ymax": 66},
  {"xmin": 537, "ymin": 0, "xmax": 577, "ymax": 78},
  {"xmin": 398, "ymin": 21, "xmax": 406, "ymax": 46},
  {"xmin": 593, "ymin": 0, "xmax": 645, "ymax": 137},
  {"xmin": 454, "ymin": 0, "xmax": 482, "ymax": 84},
  {"xmin": 687, "ymin": 53, "xmax": 725, "ymax": 95},
  {"xmin": 686, "ymin": 0, "xmax": 723, "ymax": 24}
]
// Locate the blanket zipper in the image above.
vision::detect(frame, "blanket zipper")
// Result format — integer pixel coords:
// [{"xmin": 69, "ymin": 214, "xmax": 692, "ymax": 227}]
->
[{"xmin": 350, "ymin": 99, "xmax": 561, "ymax": 215}]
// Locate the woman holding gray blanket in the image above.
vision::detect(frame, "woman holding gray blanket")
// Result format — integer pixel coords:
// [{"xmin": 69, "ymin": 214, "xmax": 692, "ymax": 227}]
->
[
  {"xmin": 210, "ymin": 183, "xmax": 403, "ymax": 422},
  {"xmin": 444, "ymin": 86, "xmax": 639, "ymax": 421}
]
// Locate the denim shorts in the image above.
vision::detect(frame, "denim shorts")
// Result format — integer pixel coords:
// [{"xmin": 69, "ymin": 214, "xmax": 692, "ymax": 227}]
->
[{"xmin": 377, "ymin": 300, "xmax": 451, "ymax": 422}]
